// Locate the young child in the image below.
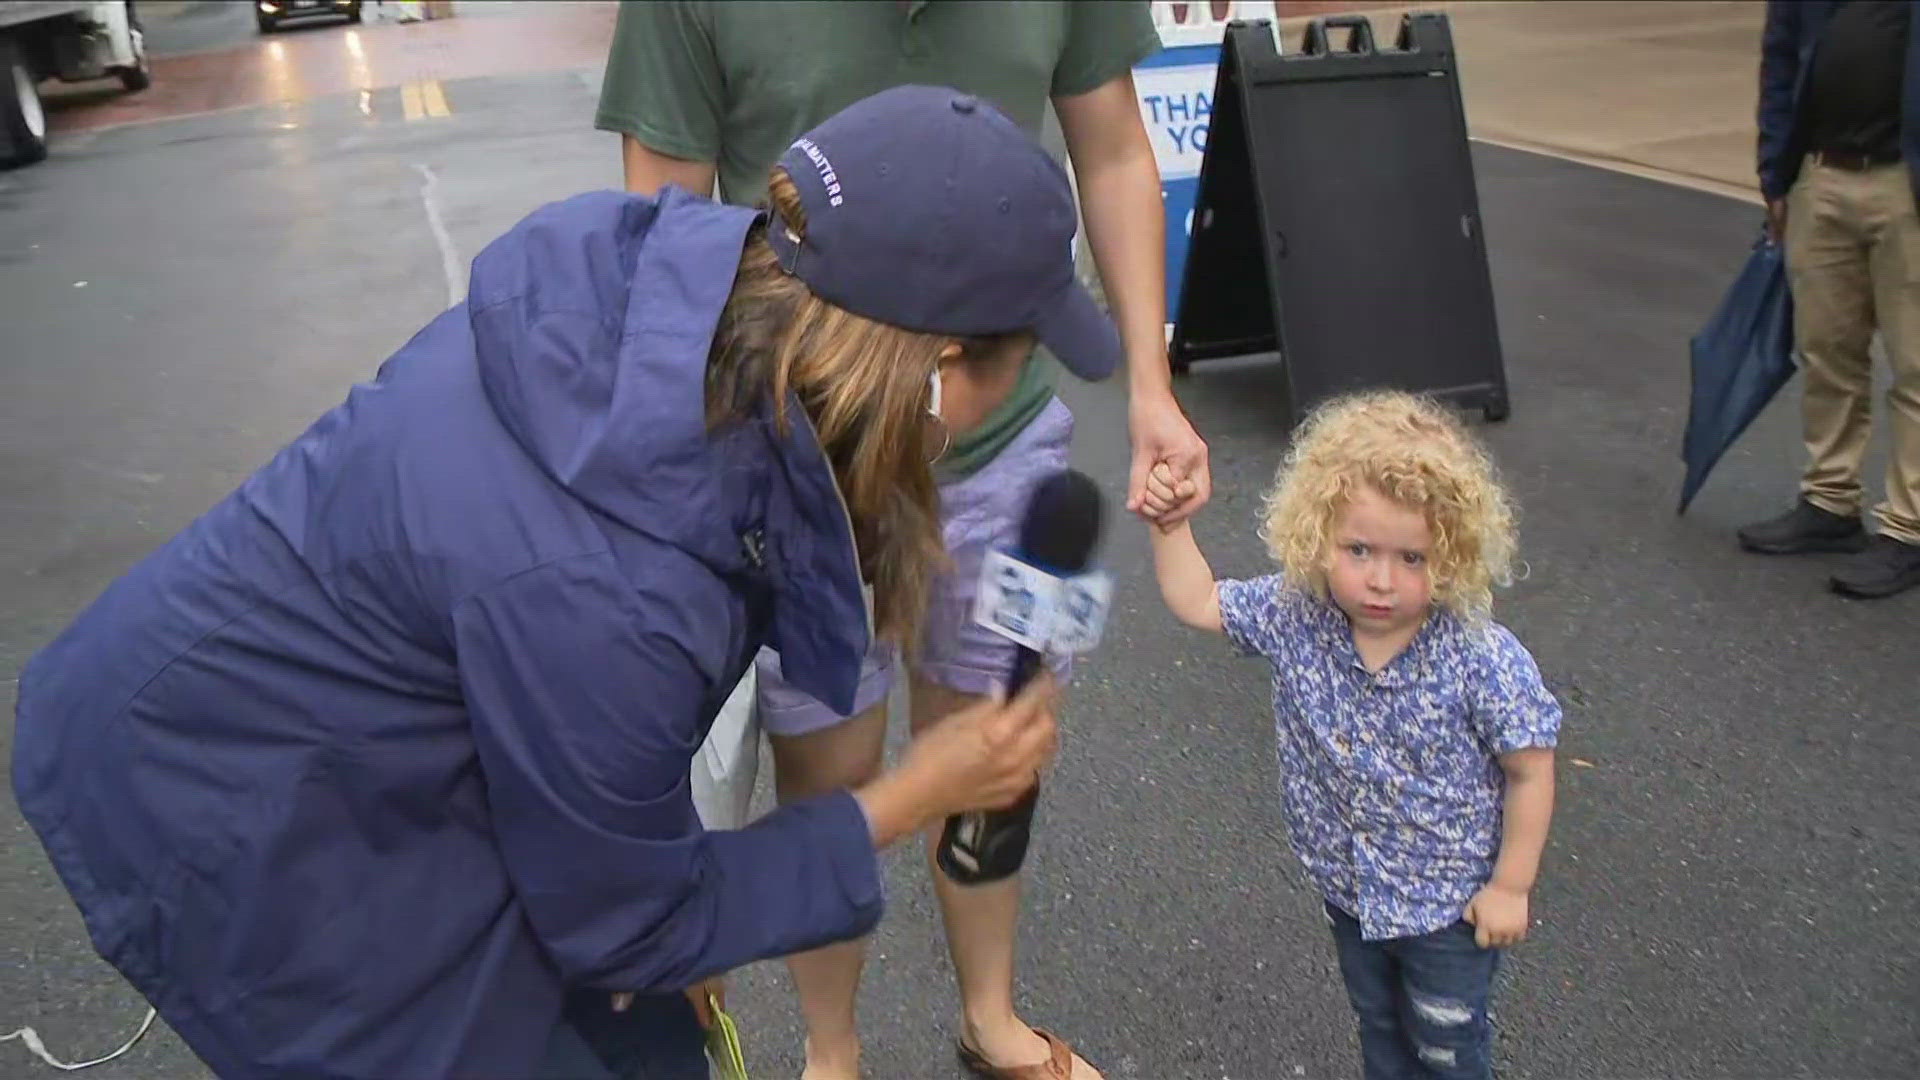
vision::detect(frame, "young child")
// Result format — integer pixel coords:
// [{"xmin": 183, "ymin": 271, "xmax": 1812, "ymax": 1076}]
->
[{"xmin": 1144, "ymin": 390, "xmax": 1560, "ymax": 1080}]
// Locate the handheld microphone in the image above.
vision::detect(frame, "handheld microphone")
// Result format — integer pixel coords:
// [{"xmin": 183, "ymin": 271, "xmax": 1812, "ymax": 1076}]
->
[{"xmin": 937, "ymin": 468, "xmax": 1106, "ymax": 886}]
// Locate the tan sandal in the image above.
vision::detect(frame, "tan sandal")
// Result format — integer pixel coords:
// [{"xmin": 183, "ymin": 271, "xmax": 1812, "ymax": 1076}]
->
[{"xmin": 955, "ymin": 1027, "xmax": 1081, "ymax": 1080}]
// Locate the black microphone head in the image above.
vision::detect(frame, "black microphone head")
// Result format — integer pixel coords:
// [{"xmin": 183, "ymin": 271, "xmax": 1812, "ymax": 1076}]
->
[{"xmin": 1015, "ymin": 469, "xmax": 1105, "ymax": 574}]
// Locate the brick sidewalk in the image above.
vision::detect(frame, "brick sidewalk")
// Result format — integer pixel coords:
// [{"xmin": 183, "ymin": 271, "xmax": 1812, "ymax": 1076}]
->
[
  {"xmin": 1226, "ymin": 1, "xmax": 1766, "ymax": 202},
  {"xmin": 1443, "ymin": 0, "xmax": 1763, "ymax": 202}
]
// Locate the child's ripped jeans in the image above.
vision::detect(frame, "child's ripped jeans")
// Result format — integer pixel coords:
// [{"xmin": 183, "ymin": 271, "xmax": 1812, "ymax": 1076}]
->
[{"xmin": 1324, "ymin": 902, "xmax": 1502, "ymax": 1080}]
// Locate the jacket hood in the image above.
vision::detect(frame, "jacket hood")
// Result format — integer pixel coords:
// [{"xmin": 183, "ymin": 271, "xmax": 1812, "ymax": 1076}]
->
[{"xmin": 464, "ymin": 187, "xmax": 871, "ymax": 713}]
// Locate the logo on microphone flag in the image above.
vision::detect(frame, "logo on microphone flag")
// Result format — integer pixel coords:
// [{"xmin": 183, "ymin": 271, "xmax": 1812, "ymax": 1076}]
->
[{"xmin": 972, "ymin": 549, "xmax": 1113, "ymax": 655}]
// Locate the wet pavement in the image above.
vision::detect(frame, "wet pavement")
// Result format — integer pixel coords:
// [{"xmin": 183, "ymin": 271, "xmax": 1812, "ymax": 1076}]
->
[
  {"xmin": 4, "ymin": 3, "xmax": 1916, "ymax": 1079},
  {"xmin": 45, "ymin": 1, "xmax": 615, "ymax": 134}
]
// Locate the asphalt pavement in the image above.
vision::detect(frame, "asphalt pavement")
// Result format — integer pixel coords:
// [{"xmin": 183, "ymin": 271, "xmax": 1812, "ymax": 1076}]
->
[{"xmin": 3, "ymin": 9, "xmax": 1917, "ymax": 1080}]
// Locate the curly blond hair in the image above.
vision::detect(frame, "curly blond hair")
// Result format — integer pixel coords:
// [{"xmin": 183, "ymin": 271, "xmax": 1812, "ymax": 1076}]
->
[{"xmin": 1259, "ymin": 390, "xmax": 1518, "ymax": 624}]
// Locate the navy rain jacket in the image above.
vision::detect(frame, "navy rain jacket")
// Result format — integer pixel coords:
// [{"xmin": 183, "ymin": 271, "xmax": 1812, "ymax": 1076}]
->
[{"xmin": 12, "ymin": 187, "xmax": 886, "ymax": 1079}]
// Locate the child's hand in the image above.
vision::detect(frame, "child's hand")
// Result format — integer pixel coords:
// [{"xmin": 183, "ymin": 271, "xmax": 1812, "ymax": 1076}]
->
[
  {"xmin": 1141, "ymin": 461, "xmax": 1199, "ymax": 524},
  {"xmin": 1462, "ymin": 884, "xmax": 1530, "ymax": 948}
]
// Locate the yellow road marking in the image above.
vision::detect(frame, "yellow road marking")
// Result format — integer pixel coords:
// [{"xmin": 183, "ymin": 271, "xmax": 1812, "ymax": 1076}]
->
[
  {"xmin": 399, "ymin": 81, "xmax": 451, "ymax": 122},
  {"xmin": 421, "ymin": 80, "xmax": 451, "ymax": 119}
]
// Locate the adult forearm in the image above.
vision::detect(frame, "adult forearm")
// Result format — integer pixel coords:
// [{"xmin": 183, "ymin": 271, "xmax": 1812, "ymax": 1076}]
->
[
  {"xmin": 1075, "ymin": 144, "xmax": 1171, "ymax": 398},
  {"xmin": 1755, "ymin": 4, "xmax": 1801, "ymax": 193},
  {"xmin": 853, "ymin": 762, "xmax": 942, "ymax": 849}
]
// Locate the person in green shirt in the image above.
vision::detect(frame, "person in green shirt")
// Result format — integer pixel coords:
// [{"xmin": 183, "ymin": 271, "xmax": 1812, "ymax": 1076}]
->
[{"xmin": 597, "ymin": 5, "xmax": 1212, "ymax": 1078}]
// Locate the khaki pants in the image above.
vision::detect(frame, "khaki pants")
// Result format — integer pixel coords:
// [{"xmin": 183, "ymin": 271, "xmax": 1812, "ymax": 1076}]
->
[{"xmin": 1784, "ymin": 157, "xmax": 1920, "ymax": 545}]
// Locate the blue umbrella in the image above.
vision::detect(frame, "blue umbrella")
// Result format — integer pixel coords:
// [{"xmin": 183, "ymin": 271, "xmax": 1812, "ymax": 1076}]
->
[{"xmin": 1678, "ymin": 232, "xmax": 1798, "ymax": 514}]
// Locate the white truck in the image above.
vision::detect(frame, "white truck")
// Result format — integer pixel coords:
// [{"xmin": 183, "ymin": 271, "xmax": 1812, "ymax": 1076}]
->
[{"xmin": 2, "ymin": 1, "xmax": 151, "ymax": 168}]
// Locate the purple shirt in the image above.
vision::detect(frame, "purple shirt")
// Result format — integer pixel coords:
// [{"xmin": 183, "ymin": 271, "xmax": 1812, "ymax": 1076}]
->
[{"xmin": 1218, "ymin": 575, "xmax": 1562, "ymax": 941}]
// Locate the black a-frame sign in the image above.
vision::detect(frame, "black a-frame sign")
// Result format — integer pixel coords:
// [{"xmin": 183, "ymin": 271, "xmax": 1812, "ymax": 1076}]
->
[{"xmin": 1168, "ymin": 13, "xmax": 1511, "ymax": 426}]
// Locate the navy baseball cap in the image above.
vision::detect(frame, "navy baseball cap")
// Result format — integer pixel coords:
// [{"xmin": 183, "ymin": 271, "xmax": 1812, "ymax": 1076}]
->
[{"xmin": 768, "ymin": 85, "xmax": 1120, "ymax": 382}]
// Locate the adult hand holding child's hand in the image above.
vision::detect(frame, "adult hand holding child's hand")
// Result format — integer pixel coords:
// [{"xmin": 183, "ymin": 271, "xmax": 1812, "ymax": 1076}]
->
[{"xmin": 1141, "ymin": 461, "xmax": 1200, "ymax": 525}]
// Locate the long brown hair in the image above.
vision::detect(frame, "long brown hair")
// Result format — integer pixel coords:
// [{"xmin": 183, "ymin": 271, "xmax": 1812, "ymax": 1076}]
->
[{"xmin": 706, "ymin": 167, "xmax": 1019, "ymax": 650}]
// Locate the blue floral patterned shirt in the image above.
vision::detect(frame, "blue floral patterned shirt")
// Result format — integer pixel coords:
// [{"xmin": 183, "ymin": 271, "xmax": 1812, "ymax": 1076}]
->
[{"xmin": 1217, "ymin": 574, "xmax": 1562, "ymax": 941}]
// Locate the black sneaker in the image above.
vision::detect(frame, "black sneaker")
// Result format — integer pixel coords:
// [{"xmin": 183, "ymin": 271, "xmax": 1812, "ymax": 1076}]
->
[
  {"xmin": 1736, "ymin": 499, "xmax": 1869, "ymax": 555},
  {"xmin": 1830, "ymin": 534, "xmax": 1920, "ymax": 599}
]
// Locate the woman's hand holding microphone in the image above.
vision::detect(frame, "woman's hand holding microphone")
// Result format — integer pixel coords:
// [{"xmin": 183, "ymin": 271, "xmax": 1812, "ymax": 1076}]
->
[
  {"xmin": 623, "ymin": 676, "xmax": 1060, "ymax": 1021},
  {"xmin": 854, "ymin": 673, "xmax": 1061, "ymax": 848}
]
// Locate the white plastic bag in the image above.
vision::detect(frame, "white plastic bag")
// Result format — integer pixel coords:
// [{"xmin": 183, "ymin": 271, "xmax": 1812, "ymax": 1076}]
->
[{"xmin": 690, "ymin": 667, "xmax": 761, "ymax": 830}]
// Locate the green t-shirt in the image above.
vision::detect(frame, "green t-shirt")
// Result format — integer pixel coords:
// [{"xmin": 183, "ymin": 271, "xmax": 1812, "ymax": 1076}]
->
[{"xmin": 595, "ymin": 0, "xmax": 1161, "ymax": 478}]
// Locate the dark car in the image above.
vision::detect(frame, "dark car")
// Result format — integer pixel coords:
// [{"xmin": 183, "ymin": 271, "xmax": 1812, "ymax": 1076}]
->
[{"xmin": 256, "ymin": 0, "xmax": 361, "ymax": 34}]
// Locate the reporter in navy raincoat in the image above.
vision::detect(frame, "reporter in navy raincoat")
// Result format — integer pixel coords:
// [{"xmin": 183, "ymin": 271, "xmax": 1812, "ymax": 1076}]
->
[{"xmin": 10, "ymin": 87, "xmax": 1120, "ymax": 1080}]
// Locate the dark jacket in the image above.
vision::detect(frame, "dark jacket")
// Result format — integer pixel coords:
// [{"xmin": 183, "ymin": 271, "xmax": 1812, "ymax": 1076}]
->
[
  {"xmin": 11, "ymin": 188, "xmax": 886, "ymax": 1079},
  {"xmin": 1758, "ymin": 0, "xmax": 1920, "ymax": 207}
]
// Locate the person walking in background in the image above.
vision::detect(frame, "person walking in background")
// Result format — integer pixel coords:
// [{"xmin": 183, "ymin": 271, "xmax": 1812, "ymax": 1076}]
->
[
  {"xmin": 1747, "ymin": 0, "xmax": 1920, "ymax": 599},
  {"xmin": 597, "ymin": 4, "xmax": 1208, "ymax": 1078}
]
